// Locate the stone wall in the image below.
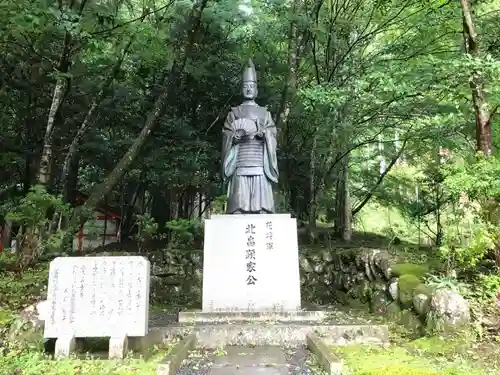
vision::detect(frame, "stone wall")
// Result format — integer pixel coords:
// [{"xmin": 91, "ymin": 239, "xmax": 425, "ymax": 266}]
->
[
  {"xmin": 90, "ymin": 247, "xmax": 470, "ymax": 332},
  {"xmin": 300, "ymin": 247, "xmax": 470, "ymax": 333}
]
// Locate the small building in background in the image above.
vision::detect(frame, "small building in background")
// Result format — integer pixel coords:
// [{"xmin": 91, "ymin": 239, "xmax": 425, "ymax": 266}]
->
[{"xmin": 72, "ymin": 191, "xmax": 121, "ymax": 253}]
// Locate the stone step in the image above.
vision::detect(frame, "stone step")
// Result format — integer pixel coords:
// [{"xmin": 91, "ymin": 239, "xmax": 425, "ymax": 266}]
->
[
  {"xmin": 142, "ymin": 323, "xmax": 389, "ymax": 349},
  {"xmin": 178, "ymin": 310, "xmax": 327, "ymax": 324},
  {"xmin": 209, "ymin": 346, "xmax": 288, "ymax": 375},
  {"xmin": 173, "ymin": 345, "xmax": 318, "ymax": 375}
]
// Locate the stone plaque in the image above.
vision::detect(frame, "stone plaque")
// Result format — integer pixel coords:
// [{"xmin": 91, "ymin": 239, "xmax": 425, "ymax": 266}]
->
[
  {"xmin": 44, "ymin": 256, "xmax": 150, "ymax": 338},
  {"xmin": 202, "ymin": 214, "xmax": 301, "ymax": 312}
]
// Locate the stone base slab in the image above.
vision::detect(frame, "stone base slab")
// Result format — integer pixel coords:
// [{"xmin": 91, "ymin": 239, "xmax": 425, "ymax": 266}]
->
[
  {"xmin": 141, "ymin": 323, "xmax": 389, "ymax": 349},
  {"xmin": 178, "ymin": 310, "xmax": 327, "ymax": 324}
]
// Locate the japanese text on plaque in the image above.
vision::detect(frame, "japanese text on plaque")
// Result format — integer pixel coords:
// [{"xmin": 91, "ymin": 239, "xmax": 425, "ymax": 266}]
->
[
  {"xmin": 245, "ymin": 224, "xmax": 257, "ymax": 285},
  {"xmin": 265, "ymin": 221, "xmax": 273, "ymax": 250}
]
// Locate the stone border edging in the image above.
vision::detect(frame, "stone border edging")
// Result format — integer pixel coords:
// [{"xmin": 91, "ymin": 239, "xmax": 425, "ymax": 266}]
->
[
  {"xmin": 157, "ymin": 333, "xmax": 197, "ymax": 375},
  {"xmin": 306, "ymin": 333, "xmax": 343, "ymax": 375}
]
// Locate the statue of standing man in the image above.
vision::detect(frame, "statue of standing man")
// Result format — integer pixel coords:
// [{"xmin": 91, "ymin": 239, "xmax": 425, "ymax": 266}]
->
[{"xmin": 222, "ymin": 59, "xmax": 279, "ymax": 214}]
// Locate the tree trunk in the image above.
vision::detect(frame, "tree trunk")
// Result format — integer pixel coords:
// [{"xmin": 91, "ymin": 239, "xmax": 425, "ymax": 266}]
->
[
  {"xmin": 460, "ymin": 0, "xmax": 493, "ymax": 156},
  {"xmin": 60, "ymin": 35, "xmax": 137, "ymax": 197},
  {"xmin": 334, "ymin": 154, "xmax": 352, "ymax": 241},
  {"xmin": 38, "ymin": 77, "xmax": 68, "ymax": 185},
  {"xmin": 352, "ymin": 135, "xmax": 409, "ymax": 216},
  {"xmin": 308, "ymin": 125, "xmax": 319, "ymax": 243},
  {"xmin": 37, "ymin": 0, "xmax": 87, "ymax": 186},
  {"xmin": 276, "ymin": 0, "xmax": 301, "ymax": 209}
]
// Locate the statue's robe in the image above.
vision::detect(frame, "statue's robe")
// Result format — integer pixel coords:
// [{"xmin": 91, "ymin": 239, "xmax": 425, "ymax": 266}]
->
[{"xmin": 222, "ymin": 103, "xmax": 279, "ymax": 214}]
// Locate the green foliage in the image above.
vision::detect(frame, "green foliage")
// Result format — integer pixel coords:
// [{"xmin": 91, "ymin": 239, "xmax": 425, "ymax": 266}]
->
[
  {"xmin": 472, "ymin": 274, "xmax": 500, "ymax": 302},
  {"xmin": 437, "ymin": 155, "xmax": 500, "ymax": 272},
  {"xmin": 210, "ymin": 195, "xmax": 227, "ymax": 215},
  {"xmin": 0, "ymin": 345, "xmax": 172, "ymax": 375},
  {"xmin": 332, "ymin": 335, "xmax": 494, "ymax": 375},
  {"xmin": 133, "ymin": 213, "xmax": 159, "ymax": 252},
  {"xmin": 4, "ymin": 186, "xmax": 72, "ymax": 260},
  {"xmin": 0, "ymin": 260, "xmax": 49, "ymax": 311},
  {"xmin": 5, "ymin": 186, "xmax": 70, "ymax": 231},
  {"xmin": 425, "ymin": 274, "xmax": 469, "ymax": 293},
  {"xmin": 166, "ymin": 219, "xmax": 203, "ymax": 250}
]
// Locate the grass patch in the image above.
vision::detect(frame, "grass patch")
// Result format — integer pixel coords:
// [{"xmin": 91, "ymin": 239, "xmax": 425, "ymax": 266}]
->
[
  {"xmin": 0, "ymin": 258, "xmax": 49, "ymax": 311},
  {"xmin": 0, "ymin": 342, "xmax": 173, "ymax": 375},
  {"xmin": 332, "ymin": 336, "xmax": 499, "ymax": 375}
]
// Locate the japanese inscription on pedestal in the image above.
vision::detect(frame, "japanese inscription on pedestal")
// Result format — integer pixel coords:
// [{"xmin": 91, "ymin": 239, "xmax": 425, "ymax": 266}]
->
[
  {"xmin": 265, "ymin": 220, "xmax": 274, "ymax": 250},
  {"xmin": 44, "ymin": 256, "xmax": 150, "ymax": 339},
  {"xmin": 245, "ymin": 223, "xmax": 257, "ymax": 285}
]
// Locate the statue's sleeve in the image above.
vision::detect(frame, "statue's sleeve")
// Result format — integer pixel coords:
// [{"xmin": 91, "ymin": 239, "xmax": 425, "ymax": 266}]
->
[
  {"xmin": 263, "ymin": 111, "xmax": 279, "ymax": 183},
  {"xmin": 222, "ymin": 110, "xmax": 237, "ymax": 180}
]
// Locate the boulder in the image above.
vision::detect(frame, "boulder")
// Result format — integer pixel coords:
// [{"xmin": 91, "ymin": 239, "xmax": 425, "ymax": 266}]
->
[
  {"xmin": 397, "ymin": 274, "xmax": 421, "ymax": 308},
  {"xmin": 370, "ymin": 290, "xmax": 391, "ymax": 316},
  {"xmin": 413, "ymin": 293, "xmax": 430, "ymax": 316},
  {"xmin": 373, "ymin": 251, "xmax": 396, "ymax": 280},
  {"xmin": 7, "ymin": 301, "xmax": 47, "ymax": 349},
  {"xmin": 387, "ymin": 278, "xmax": 399, "ymax": 300},
  {"xmin": 428, "ymin": 289, "xmax": 470, "ymax": 331}
]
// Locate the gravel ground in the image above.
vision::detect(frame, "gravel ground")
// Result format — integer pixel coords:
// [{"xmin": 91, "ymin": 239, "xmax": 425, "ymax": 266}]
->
[
  {"xmin": 174, "ymin": 348, "xmax": 215, "ymax": 375},
  {"xmin": 174, "ymin": 346, "xmax": 326, "ymax": 375}
]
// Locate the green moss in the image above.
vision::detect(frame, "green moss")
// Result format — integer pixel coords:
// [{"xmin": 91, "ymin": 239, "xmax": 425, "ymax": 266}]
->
[
  {"xmin": 392, "ymin": 263, "xmax": 429, "ymax": 278},
  {"xmin": 356, "ymin": 365, "xmax": 441, "ymax": 375},
  {"xmin": 398, "ymin": 274, "xmax": 421, "ymax": 306},
  {"xmin": 0, "ymin": 308, "xmax": 14, "ymax": 328},
  {"xmin": 426, "ymin": 311, "xmax": 471, "ymax": 335},
  {"xmin": 387, "ymin": 301, "xmax": 402, "ymax": 320},
  {"xmin": 0, "ymin": 345, "xmax": 172, "ymax": 375},
  {"xmin": 332, "ymin": 344, "xmax": 487, "ymax": 375},
  {"xmin": 400, "ymin": 309, "xmax": 423, "ymax": 335},
  {"xmin": 348, "ymin": 298, "xmax": 370, "ymax": 310},
  {"xmin": 404, "ymin": 336, "xmax": 471, "ymax": 356},
  {"xmin": 414, "ymin": 283, "xmax": 433, "ymax": 297}
]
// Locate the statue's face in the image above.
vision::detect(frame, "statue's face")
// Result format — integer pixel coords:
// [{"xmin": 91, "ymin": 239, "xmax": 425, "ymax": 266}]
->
[{"xmin": 242, "ymin": 81, "xmax": 257, "ymax": 100}]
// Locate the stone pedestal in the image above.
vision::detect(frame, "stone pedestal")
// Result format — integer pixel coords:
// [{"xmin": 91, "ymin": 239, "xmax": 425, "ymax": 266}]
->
[
  {"xmin": 109, "ymin": 335, "xmax": 129, "ymax": 359},
  {"xmin": 55, "ymin": 335, "xmax": 76, "ymax": 358},
  {"xmin": 202, "ymin": 214, "xmax": 301, "ymax": 312}
]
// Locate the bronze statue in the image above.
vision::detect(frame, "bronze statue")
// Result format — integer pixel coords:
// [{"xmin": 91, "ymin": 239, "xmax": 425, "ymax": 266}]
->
[{"xmin": 222, "ymin": 59, "xmax": 279, "ymax": 214}]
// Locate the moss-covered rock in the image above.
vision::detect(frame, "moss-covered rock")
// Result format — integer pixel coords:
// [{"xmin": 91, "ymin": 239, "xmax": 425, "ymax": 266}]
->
[
  {"xmin": 350, "ymin": 279, "xmax": 371, "ymax": 303},
  {"xmin": 413, "ymin": 283, "xmax": 433, "ymax": 296},
  {"xmin": 413, "ymin": 294, "xmax": 430, "ymax": 316},
  {"xmin": 398, "ymin": 274, "xmax": 421, "ymax": 307},
  {"xmin": 392, "ymin": 263, "xmax": 429, "ymax": 278},
  {"xmin": 400, "ymin": 309, "xmax": 423, "ymax": 335},
  {"xmin": 427, "ymin": 289, "xmax": 470, "ymax": 334},
  {"xmin": 370, "ymin": 290, "xmax": 391, "ymax": 316},
  {"xmin": 7, "ymin": 304, "xmax": 45, "ymax": 350},
  {"xmin": 387, "ymin": 301, "xmax": 402, "ymax": 320}
]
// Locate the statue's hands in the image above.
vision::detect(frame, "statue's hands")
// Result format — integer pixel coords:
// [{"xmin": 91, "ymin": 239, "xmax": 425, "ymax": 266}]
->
[
  {"xmin": 255, "ymin": 130, "xmax": 264, "ymax": 139},
  {"xmin": 233, "ymin": 129, "xmax": 246, "ymax": 144}
]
